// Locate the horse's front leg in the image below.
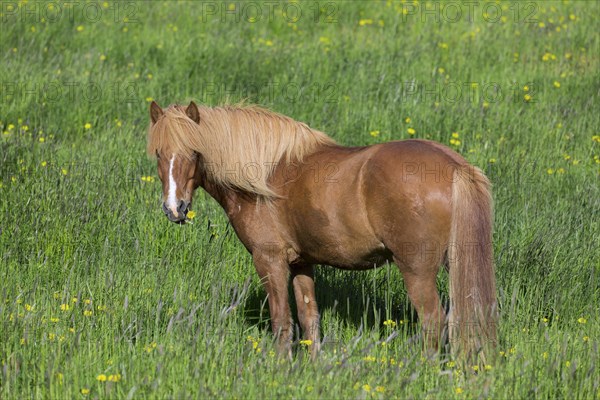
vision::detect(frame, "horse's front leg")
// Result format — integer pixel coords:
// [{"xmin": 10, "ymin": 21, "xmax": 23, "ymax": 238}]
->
[
  {"xmin": 253, "ymin": 251, "xmax": 293, "ymax": 359},
  {"xmin": 291, "ymin": 264, "xmax": 321, "ymax": 360}
]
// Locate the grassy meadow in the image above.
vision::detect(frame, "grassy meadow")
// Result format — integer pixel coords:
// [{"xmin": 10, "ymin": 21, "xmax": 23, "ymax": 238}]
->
[{"xmin": 1, "ymin": 0, "xmax": 599, "ymax": 398}]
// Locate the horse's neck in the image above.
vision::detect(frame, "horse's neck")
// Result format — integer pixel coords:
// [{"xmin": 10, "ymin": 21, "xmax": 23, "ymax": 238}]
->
[{"xmin": 195, "ymin": 166, "xmax": 247, "ymax": 219}]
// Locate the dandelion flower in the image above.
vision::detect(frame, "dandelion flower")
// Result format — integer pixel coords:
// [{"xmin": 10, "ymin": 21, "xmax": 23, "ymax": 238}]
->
[
  {"xmin": 362, "ymin": 384, "xmax": 371, "ymax": 392},
  {"xmin": 81, "ymin": 388, "xmax": 90, "ymax": 395},
  {"xmin": 407, "ymin": 128, "xmax": 416, "ymax": 135},
  {"xmin": 299, "ymin": 339, "xmax": 313, "ymax": 346},
  {"xmin": 553, "ymin": 81, "xmax": 561, "ymax": 88},
  {"xmin": 96, "ymin": 374, "xmax": 107, "ymax": 382},
  {"xmin": 84, "ymin": 123, "xmax": 92, "ymax": 130},
  {"xmin": 577, "ymin": 317, "xmax": 587, "ymax": 324}
]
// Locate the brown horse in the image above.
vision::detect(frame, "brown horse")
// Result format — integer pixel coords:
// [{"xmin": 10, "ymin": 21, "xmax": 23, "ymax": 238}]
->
[{"xmin": 147, "ymin": 101, "xmax": 497, "ymax": 363}]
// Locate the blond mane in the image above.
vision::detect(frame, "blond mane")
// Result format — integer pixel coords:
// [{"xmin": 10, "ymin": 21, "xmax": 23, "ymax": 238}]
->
[{"xmin": 147, "ymin": 104, "xmax": 336, "ymax": 197}]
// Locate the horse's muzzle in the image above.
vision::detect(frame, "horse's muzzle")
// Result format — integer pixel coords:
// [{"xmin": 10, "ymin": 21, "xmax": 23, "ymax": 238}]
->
[{"xmin": 162, "ymin": 200, "xmax": 189, "ymax": 223}]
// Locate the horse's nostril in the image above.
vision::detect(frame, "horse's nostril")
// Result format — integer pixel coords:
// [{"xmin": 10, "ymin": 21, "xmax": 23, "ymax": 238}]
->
[{"xmin": 177, "ymin": 200, "xmax": 188, "ymax": 216}]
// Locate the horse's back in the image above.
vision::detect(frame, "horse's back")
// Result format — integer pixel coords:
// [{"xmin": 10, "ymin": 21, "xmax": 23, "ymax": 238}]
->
[{"xmin": 279, "ymin": 140, "xmax": 464, "ymax": 269}]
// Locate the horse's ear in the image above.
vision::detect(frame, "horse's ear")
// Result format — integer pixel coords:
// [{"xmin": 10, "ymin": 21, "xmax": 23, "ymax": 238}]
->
[
  {"xmin": 186, "ymin": 101, "xmax": 200, "ymax": 124},
  {"xmin": 150, "ymin": 101, "xmax": 163, "ymax": 124}
]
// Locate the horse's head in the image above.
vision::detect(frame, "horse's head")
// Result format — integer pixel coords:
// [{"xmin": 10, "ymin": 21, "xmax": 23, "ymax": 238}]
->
[{"xmin": 149, "ymin": 101, "xmax": 202, "ymax": 223}]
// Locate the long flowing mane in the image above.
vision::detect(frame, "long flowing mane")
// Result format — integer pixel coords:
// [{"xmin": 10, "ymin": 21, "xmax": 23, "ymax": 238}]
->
[{"xmin": 147, "ymin": 104, "xmax": 336, "ymax": 197}]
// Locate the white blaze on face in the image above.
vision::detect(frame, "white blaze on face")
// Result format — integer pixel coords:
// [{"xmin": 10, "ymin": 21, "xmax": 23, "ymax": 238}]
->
[{"xmin": 167, "ymin": 155, "xmax": 179, "ymax": 215}]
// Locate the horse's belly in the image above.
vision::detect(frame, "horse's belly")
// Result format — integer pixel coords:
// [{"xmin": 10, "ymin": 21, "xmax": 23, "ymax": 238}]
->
[{"xmin": 294, "ymin": 230, "xmax": 393, "ymax": 270}]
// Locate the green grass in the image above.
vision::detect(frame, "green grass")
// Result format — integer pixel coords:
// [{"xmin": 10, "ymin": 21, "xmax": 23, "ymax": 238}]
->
[{"xmin": 1, "ymin": 0, "xmax": 599, "ymax": 398}]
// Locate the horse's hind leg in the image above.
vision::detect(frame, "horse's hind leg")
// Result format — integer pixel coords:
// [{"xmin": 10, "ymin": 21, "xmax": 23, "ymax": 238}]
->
[
  {"xmin": 291, "ymin": 264, "xmax": 321, "ymax": 360},
  {"xmin": 394, "ymin": 254, "xmax": 446, "ymax": 356}
]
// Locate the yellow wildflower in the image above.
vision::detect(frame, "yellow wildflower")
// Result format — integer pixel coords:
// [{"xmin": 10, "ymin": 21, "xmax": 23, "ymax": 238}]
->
[
  {"xmin": 81, "ymin": 388, "xmax": 90, "ymax": 395},
  {"xmin": 299, "ymin": 339, "xmax": 313, "ymax": 346},
  {"xmin": 577, "ymin": 317, "xmax": 587, "ymax": 324},
  {"xmin": 96, "ymin": 374, "xmax": 107, "ymax": 382},
  {"xmin": 407, "ymin": 128, "xmax": 416, "ymax": 135}
]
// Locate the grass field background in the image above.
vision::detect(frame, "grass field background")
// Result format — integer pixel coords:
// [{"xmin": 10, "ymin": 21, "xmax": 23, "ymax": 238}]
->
[{"xmin": 1, "ymin": 0, "xmax": 599, "ymax": 398}]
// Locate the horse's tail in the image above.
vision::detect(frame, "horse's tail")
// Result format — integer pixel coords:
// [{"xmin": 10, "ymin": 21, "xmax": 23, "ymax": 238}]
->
[{"xmin": 448, "ymin": 165, "xmax": 497, "ymax": 364}]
